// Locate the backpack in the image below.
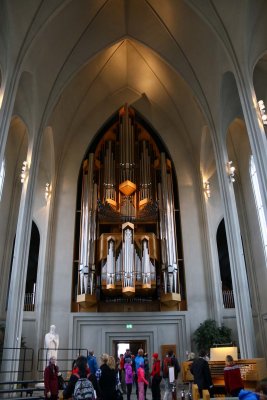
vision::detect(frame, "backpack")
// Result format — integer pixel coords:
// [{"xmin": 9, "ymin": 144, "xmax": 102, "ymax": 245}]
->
[
  {"xmin": 163, "ymin": 357, "xmax": 173, "ymax": 378},
  {"xmin": 73, "ymin": 376, "xmax": 95, "ymax": 400}
]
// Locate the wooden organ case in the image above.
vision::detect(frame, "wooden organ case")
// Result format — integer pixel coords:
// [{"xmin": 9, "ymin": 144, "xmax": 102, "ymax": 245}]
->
[{"xmin": 73, "ymin": 104, "xmax": 184, "ymax": 312}]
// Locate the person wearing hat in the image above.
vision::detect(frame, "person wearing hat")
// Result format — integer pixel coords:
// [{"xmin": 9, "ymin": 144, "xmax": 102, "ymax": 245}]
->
[{"xmin": 151, "ymin": 353, "xmax": 162, "ymax": 400}]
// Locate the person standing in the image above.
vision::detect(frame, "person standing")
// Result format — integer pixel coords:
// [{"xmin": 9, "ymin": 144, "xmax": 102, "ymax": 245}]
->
[
  {"xmin": 63, "ymin": 355, "xmax": 96, "ymax": 399},
  {"xmin": 151, "ymin": 353, "xmax": 161, "ymax": 400},
  {"xmin": 99, "ymin": 354, "xmax": 117, "ymax": 400},
  {"xmin": 190, "ymin": 350, "xmax": 213, "ymax": 398},
  {"xmin": 125, "ymin": 358, "xmax": 134, "ymax": 400},
  {"xmin": 162, "ymin": 350, "xmax": 180, "ymax": 400},
  {"xmin": 137, "ymin": 363, "xmax": 149, "ymax": 400},
  {"xmin": 135, "ymin": 349, "xmax": 145, "ymax": 398},
  {"xmin": 87, "ymin": 350, "xmax": 98, "ymax": 375},
  {"xmin": 144, "ymin": 353, "xmax": 150, "ymax": 400},
  {"xmin": 44, "ymin": 356, "xmax": 59, "ymax": 400},
  {"xmin": 224, "ymin": 355, "xmax": 243, "ymax": 397}
]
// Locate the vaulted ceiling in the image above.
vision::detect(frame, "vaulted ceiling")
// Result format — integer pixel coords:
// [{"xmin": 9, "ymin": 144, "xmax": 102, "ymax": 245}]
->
[{"xmin": 2, "ymin": 0, "xmax": 267, "ymax": 163}]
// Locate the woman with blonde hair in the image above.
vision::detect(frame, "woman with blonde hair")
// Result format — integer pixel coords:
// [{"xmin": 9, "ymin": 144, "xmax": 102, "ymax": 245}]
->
[
  {"xmin": 99, "ymin": 354, "xmax": 117, "ymax": 400},
  {"xmin": 107, "ymin": 355, "xmax": 116, "ymax": 369}
]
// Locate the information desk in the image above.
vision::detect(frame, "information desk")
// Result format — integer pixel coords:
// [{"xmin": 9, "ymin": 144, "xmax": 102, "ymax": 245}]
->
[{"xmin": 182, "ymin": 359, "xmax": 267, "ymax": 392}]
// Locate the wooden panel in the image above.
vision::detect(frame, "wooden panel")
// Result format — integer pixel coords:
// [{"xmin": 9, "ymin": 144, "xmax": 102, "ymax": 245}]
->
[{"xmin": 161, "ymin": 344, "xmax": 177, "ymax": 361}]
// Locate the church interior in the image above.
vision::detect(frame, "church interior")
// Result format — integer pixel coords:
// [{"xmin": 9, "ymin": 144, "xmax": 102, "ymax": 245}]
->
[{"xmin": 0, "ymin": 0, "xmax": 267, "ymax": 383}]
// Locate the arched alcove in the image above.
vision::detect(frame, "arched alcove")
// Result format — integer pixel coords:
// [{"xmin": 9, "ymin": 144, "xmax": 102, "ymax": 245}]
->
[
  {"xmin": 24, "ymin": 222, "xmax": 40, "ymax": 311},
  {"xmin": 216, "ymin": 219, "xmax": 234, "ymax": 308},
  {"xmin": 72, "ymin": 104, "xmax": 185, "ymax": 313}
]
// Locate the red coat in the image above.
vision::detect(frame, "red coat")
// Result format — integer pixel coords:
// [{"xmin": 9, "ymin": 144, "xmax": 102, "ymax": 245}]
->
[
  {"xmin": 44, "ymin": 364, "xmax": 59, "ymax": 396},
  {"xmin": 224, "ymin": 364, "xmax": 243, "ymax": 394},
  {"xmin": 151, "ymin": 360, "xmax": 161, "ymax": 377}
]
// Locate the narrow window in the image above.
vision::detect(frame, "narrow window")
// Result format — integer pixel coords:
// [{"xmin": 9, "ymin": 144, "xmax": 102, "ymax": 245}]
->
[{"xmin": 249, "ymin": 156, "xmax": 267, "ymax": 263}]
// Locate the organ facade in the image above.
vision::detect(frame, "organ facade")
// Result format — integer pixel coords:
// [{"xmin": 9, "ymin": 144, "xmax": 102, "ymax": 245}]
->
[{"xmin": 73, "ymin": 104, "xmax": 184, "ymax": 312}]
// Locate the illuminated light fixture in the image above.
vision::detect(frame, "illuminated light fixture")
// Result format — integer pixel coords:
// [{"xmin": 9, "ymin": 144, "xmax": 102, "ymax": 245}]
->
[
  {"xmin": 20, "ymin": 161, "xmax": 28, "ymax": 183},
  {"xmin": 226, "ymin": 161, "xmax": 236, "ymax": 183},
  {"xmin": 258, "ymin": 100, "xmax": 267, "ymax": 125},
  {"xmin": 45, "ymin": 183, "xmax": 51, "ymax": 201},
  {"xmin": 204, "ymin": 181, "xmax": 211, "ymax": 198}
]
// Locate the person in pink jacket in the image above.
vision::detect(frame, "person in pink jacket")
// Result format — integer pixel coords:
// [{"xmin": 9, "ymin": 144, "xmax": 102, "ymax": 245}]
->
[{"xmin": 137, "ymin": 363, "xmax": 149, "ymax": 400}]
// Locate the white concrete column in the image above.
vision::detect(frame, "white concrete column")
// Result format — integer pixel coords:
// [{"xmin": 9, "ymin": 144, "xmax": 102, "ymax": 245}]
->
[
  {"xmin": 0, "ymin": 75, "xmax": 16, "ymax": 167},
  {"xmin": 237, "ymin": 74, "xmax": 267, "ymax": 225},
  {"xmin": 215, "ymin": 138, "xmax": 256, "ymax": 358},
  {"xmin": 1, "ymin": 138, "xmax": 40, "ymax": 382}
]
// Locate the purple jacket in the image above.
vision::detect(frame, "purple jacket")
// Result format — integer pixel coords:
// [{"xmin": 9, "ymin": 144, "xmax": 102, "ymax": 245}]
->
[{"xmin": 125, "ymin": 363, "xmax": 133, "ymax": 384}]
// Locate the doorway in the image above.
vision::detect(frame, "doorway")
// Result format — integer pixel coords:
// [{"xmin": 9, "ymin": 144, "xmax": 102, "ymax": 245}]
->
[{"xmin": 113, "ymin": 340, "xmax": 147, "ymax": 359}]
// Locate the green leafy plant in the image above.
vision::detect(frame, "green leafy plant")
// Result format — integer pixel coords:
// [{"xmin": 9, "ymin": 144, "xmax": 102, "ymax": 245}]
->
[{"xmin": 192, "ymin": 319, "xmax": 232, "ymax": 353}]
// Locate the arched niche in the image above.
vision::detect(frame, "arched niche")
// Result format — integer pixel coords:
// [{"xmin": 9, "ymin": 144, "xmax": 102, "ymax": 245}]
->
[
  {"xmin": 72, "ymin": 104, "xmax": 185, "ymax": 313},
  {"xmin": 24, "ymin": 221, "xmax": 40, "ymax": 311},
  {"xmin": 216, "ymin": 218, "xmax": 234, "ymax": 309}
]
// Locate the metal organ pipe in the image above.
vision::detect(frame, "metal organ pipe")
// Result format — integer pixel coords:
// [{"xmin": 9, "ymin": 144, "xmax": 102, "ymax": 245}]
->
[{"xmin": 159, "ymin": 153, "xmax": 178, "ymax": 294}]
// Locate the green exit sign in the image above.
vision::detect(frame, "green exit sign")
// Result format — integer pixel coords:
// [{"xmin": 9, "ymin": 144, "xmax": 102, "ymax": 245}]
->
[{"xmin": 126, "ymin": 324, "xmax": 133, "ymax": 329}]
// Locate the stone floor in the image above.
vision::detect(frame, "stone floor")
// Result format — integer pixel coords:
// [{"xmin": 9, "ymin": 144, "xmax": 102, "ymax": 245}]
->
[{"xmin": 120, "ymin": 382, "xmax": 189, "ymax": 399}]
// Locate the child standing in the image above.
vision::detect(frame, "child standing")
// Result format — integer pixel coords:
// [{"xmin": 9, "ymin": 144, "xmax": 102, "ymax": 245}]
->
[
  {"xmin": 137, "ymin": 363, "xmax": 149, "ymax": 400},
  {"xmin": 125, "ymin": 358, "xmax": 133, "ymax": 400}
]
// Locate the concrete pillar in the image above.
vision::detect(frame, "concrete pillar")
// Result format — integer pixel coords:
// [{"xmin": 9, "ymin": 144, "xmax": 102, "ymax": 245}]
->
[
  {"xmin": 238, "ymin": 74, "xmax": 267, "ymax": 229},
  {"xmin": 215, "ymin": 138, "xmax": 256, "ymax": 358},
  {"xmin": 1, "ymin": 138, "xmax": 40, "ymax": 381}
]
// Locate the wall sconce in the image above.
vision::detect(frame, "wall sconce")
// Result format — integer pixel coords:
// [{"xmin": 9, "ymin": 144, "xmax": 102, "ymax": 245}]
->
[
  {"xmin": 20, "ymin": 161, "xmax": 29, "ymax": 183},
  {"xmin": 204, "ymin": 181, "xmax": 211, "ymax": 198},
  {"xmin": 45, "ymin": 183, "xmax": 51, "ymax": 201},
  {"xmin": 258, "ymin": 100, "xmax": 267, "ymax": 125},
  {"xmin": 226, "ymin": 161, "xmax": 236, "ymax": 183}
]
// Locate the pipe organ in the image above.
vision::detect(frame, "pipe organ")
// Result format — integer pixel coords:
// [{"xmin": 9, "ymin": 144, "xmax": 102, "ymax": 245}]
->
[{"xmin": 75, "ymin": 104, "xmax": 182, "ymax": 311}]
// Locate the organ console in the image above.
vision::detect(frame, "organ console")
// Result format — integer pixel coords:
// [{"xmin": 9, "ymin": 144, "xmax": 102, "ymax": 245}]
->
[{"xmin": 75, "ymin": 104, "xmax": 183, "ymax": 312}]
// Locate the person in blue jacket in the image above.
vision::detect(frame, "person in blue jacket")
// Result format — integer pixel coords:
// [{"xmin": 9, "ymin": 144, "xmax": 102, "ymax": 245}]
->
[{"xmin": 87, "ymin": 350, "xmax": 99, "ymax": 375}]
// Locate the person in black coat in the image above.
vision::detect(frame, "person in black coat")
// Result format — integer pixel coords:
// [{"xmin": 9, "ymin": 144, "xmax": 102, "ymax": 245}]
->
[
  {"xmin": 190, "ymin": 350, "xmax": 214, "ymax": 397},
  {"xmin": 98, "ymin": 353, "xmax": 117, "ymax": 400}
]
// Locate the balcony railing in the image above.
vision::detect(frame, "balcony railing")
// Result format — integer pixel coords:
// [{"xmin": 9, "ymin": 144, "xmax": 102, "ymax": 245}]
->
[
  {"xmin": 222, "ymin": 290, "xmax": 235, "ymax": 308},
  {"xmin": 24, "ymin": 292, "xmax": 35, "ymax": 311}
]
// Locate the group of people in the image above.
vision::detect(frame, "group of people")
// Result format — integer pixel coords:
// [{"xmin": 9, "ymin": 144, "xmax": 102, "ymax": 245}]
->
[
  {"xmin": 44, "ymin": 347, "xmax": 267, "ymax": 400},
  {"xmin": 44, "ymin": 347, "xmax": 180, "ymax": 400},
  {"xmin": 189, "ymin": 350, "xmax": 267, "ymax": 400},
  {"xmin": 189, "ymin": 350, "xmax": 244, "ymax": 398}
]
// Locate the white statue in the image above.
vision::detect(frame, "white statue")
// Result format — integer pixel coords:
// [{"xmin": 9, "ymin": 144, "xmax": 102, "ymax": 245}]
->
[{"xmin": 44, "ymin": 325, "xmax": 59, "ymax": 366}]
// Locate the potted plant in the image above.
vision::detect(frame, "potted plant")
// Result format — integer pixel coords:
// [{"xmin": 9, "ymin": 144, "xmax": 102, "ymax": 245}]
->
[{"xmin": 192, "ymin": 319, "xmax": 232, "ymax": 353}]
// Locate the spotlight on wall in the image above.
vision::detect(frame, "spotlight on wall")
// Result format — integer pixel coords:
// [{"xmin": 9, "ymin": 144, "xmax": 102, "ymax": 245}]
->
[
  {"xmin": 258, "ymin": 100, "xmax": 267, "ymax": 126},
  {"xmin": 226, "ymin": 161, "xmax": 236, "ymax": 183},
  {"xmin": 204, "ymin": 181, "xmax": 211, "ymax": 198},
  {"xmin": 45, "ymin": 183, "xmax": 51, "ymax": 201},
  {"xmin": 20, "ymin": 161, "xmax": 28, "ymax": 183}
]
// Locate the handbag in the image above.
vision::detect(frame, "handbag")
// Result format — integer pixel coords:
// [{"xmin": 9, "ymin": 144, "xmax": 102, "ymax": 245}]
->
[{"xmin": 57, "ymin": 374, "xmax": 66, "ymax": 390}]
